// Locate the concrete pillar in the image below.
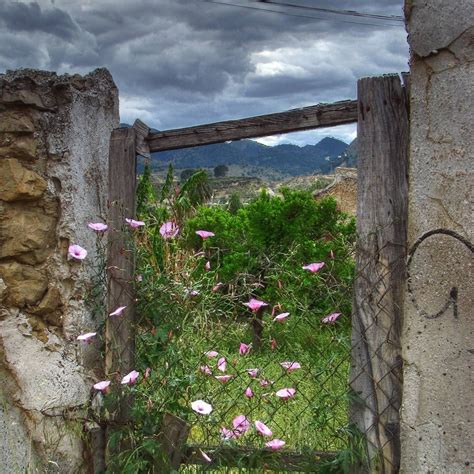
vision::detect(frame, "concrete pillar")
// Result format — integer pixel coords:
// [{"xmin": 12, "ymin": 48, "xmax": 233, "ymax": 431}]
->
[
  {"xmin": 401, "ymin": 2, "xmax": 474, "ymax": 472},
  {"xmin": 0, "ymin": 69, "xmax": 118, "ymax": 472}
]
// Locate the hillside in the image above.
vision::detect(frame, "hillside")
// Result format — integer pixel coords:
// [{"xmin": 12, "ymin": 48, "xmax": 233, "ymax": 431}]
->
[{"xmin": 142, "ymin": 136, "xmax": 349, "ymax": 176}]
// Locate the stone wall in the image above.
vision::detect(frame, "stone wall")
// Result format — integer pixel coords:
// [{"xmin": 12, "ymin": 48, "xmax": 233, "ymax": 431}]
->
[
  {"xmin": 401, "ymin": 2, "xmax": 473, "ymax": 472},
  {"xmin": 314, "ymin": 167, "xmax": 357, "ymax": 216},
  {"xmin": 0, "ymin": 69, "xmax": 118, "ymax": 472}
]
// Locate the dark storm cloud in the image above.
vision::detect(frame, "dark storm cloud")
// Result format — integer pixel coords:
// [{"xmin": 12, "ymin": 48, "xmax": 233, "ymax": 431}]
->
[
  {"xmin": 0, "ymin": 1, "xmax": 80, "ymax": 41},
  {"xmin": 0, "ymin": 0, "xmax": 409, "ymax": 144}
]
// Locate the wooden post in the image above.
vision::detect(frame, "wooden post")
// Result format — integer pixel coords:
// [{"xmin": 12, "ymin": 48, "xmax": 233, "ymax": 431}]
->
[
  {"xmin": 350, "ymin": 74, "xmax": 409, "ymax": 473},
  {"xmin": 105, "ymin": 127, "xmax": 137, "ymax": 462}
]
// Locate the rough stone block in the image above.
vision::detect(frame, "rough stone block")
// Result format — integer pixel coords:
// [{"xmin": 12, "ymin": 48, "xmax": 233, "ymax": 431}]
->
[
  {"xmin": 0, "ymin": 110, "xmax": 35, "ymax": 133},
  {"xmin": 0, "ymin": 261, "xmax": 48, "ymax": 307},
  {"xmin": 28, "ymin": 286, "xmax": 63, "ymax": 327},
  {"xmin": 0, "ymin": 158, "xmax": 46, "ymax": 201},
  {"xmin": 0, "ymin": 200, "xmax": 57, "ymax": 264},
  {"xmin": 0, "ymin": 132, "xmax": 37, "ymax": 160}
]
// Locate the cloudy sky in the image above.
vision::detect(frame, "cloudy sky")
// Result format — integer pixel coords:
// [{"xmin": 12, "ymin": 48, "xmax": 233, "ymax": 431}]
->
[{"xmin": 0, "ymin": 0, "xmax": 409, "ymax": 145}]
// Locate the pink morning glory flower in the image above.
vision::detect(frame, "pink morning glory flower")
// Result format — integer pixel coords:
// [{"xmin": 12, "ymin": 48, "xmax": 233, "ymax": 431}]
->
[
  {"xmin": 233, "ymin": 415, "xmax": 250, "ymax": 434},
  {"xmin": 196, "ymin": 230, "xmax": 215, "ymax": 239},
  {"xmin": 217, "ymin": 357, "xmax": 227, "ymax": 372},
  {"xmin": 191, "ymin": 400, "xmax": 213, "ymax": 415},
  {"xmin": 221, "ymin": 427, "xmax": 237, "ymax": 440},
  {"xmin": 205, "ymin": 261, "xmax": 211, "ymax": 271},
  {"xmin": 215, "ymin": 375, "xmax": 233, "ymax": 383},
  {"xmin": 77, "ymin": 332, "xmax": 97, "ymax": 343},
  {"xmin": 321, "ymin": 312, "xmax": 342, "ymax": 324},
  {"xmin": 302, "ymin": 262, "xmax": 325, "ymax": 273},
  {"xmin": 255, "ymin": 420, "xmax": 273, "ymax": 437},
  {"xmin": 243, "ymin": 298, "xmax": 268, "ymax": 312},
  {"xmin": 275, "ymin": 388, "xmax": 296, "ymax": 400},
  {"xmin": 93, "ymin": 380, "xmax": 111, "ymax": 393},
  {"xmin": 280, "ymin": 361, "xmax": 301, "ymax": 372},
  {"xmin": 200, "ymin": 365, "xmax": 212, "ymax": 376},
  {"xmin": 125, "ymin": 218, "xmax": 145, "ymax": 228},
  {"xmin": 205, "ymin": 350, "xmax": 219, "ymax": 358},
  {"xmin": 109, "ymin": 306, "xmax": 127, "ymax": 317},
  {"xmin": 121, "ymin": 370, "xmax": 139, "ymax": 385},
  {"xmin": 239, "ymin": 342, "xmax": 251, "ymax": 355},
  {"xmin": 200, "ymin": 450, "xmax": 212, "ymax": 463},
  {"xmin": 245, "ymin": 387, "xmax": 254, "ymax": 398},
  {"xmin": 212, "ymin": 282, "xmax": 224, "ymax": 292},
  {"xmin": 259, "ymin": 379, "xmax": 273, "ymax": 387},
  {"xmin": 266, "ymin": 439, "xmax": 286, "ymax": 450},
  {"xmin": 88, "ymin": 222, "xmax": 108, "ymax": 232},
  {"xmin": 247, "ymin": 368, "xmax": 259, "ymax": 378},
  {"xmin": 68, "ymin": 244, "xmax": 87, "ymax": 260},
  {"xmin": 184, "ymin": 288, "xmax": 200, "ymax": 297},
  {"xmin": 159, "ymin": 221, "xmax": 179, "ymax": 239},
  {"xmin": 273, "ymin": 312, "xmax": 290, "ymax": 323}
]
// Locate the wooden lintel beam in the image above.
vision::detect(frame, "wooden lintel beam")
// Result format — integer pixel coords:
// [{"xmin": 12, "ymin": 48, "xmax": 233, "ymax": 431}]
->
[{"xmin": 147, "ymin": 99, "xmax": 357, "ymax": 152}]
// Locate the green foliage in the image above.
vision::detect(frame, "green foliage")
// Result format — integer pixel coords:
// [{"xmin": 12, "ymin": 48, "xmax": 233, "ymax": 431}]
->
[
  {"xmin": 228, "ymin": 192, "xmax": 242, "ymax": 214},
  {"xmin": 214, "ymin": 164, "xmax": 229, "ymax": 177},
  {"xmin": 116, "ymin": 185, "xmax": 357, "ymax": 472},
  {"xmin": 136, "ymin": 161, "xmax": 156, "ymax": 217}
]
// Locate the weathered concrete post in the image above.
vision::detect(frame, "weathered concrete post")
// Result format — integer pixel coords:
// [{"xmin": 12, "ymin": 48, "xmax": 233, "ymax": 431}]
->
[
  {"xmin": 401, "ymin": 2, "xmax": 474, "ymax": 472},
  {"xmin": 0, "ymin": 69, "xmax": 118, "ymax": 472}
]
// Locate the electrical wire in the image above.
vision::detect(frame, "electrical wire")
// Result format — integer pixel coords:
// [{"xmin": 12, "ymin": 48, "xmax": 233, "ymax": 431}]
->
[
  {"xmin": 201, "ymin": 0, "xmax": 404, "ymax": 28},
  {"xmin": 256, "ymin": 1, "xmax": 404, "ymax": 22}
]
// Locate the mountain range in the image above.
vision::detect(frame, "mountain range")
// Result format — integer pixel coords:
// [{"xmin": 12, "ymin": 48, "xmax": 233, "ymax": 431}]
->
[{"xmin": 142, "ymin": 136, "xmax": 352, "ymax": 176}]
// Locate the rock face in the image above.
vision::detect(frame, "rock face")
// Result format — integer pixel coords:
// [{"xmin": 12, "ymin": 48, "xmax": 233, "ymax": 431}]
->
[
  {"xmin": 314, "ymin": 167, "xmax": 357, "ymax": 216},
  {"xmin": 0, "ymin": 69, "xmax": 119, "ymax": 472},
  {"xmin": 401, "ymin": 1, "xmax": 474, "ymax": 472}
]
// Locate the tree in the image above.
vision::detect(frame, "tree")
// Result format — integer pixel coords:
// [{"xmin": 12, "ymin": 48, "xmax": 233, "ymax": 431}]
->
[
  {"xmin": 180, "ymin": 168, "xmax": 197, "ymax": 182},
  {"xmin": 214, "ymin": 164, "xmax": 229, "ymax": 178}
]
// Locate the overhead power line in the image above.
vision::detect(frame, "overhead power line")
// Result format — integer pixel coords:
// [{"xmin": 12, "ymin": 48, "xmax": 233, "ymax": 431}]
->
[
  {"xmin": 201, "ymin": 0, "xmax": 404, "ymax": 27},
  {"xmin": 256, "ymin": 1, "xmax": 404, "ymax": 22}
]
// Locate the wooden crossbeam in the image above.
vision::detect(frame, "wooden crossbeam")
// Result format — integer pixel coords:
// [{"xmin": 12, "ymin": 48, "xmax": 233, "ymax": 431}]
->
[{"xmin": 147, "ymin": 99, "xmax": 357, "ymax": 152}]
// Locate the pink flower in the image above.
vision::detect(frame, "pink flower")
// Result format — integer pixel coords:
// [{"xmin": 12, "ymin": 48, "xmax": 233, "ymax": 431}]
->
[
  {"xmin": 270, "ymin": 338, "xmax": 277, "ymax": 350},
  {"xmin": 200, "ymin": 365, "xmax": 212, "ymax": 375},
  {"xmin": 93, "ymin": 380, "xmax": 111, "ymax": 393},
  {"xmin": 205, "ymin": 261, "xmax": 211, "ymax": 271},
  {"xmin": 280, "ymin": 361, "xmax": 301, "ymax": 372},
  {"xmin": 68, "ymin": 244, "xmax": 87, "ymax": 260},
  {"xmin": 266, "ymin": 439, "xmax": 285, "ymax": 450},
  {"xmin": 135, "ymin": 274, "xmax": 143, "ymax": 282},
  {"xmin": 239, "ymin": 342, "xmax": 251, "ymax": 355},
  {"xmin": 205, "ymin": 350, "xmax": 219, "ymax": 358},
  {"xmin": 275, "ymin": 388, "xmax": 296, "ymax": 400},
  {"xmin": 191, "ymin": 400, "xmax": 213, "ymax": 415},
  {"xmin": 196, "ymin": 230, "xmax": 215, "ymax": 239},
  {"xmin": 184, "ymin": 288, "xmax": 200, "ymax": 297},
  {"xmin": 144, "ymin": 367, "xmax": 151, "ymax": 379},
  {"xmin": 212, "ymin": 282, "xmax": 224, "ymax": 292},
  {"xmin": 125, "ymin": 218, "xmax": 145, "ymax": 228},
  {"xmin": 217, "ymin": 357, "xmax": 227, "ymax": 372},
  {"xmin": 233, "ymin": 415, "xmax": 250, "ymax": 434},
  {"xmin": 247, "ymin": 368, "xmax": 259, "ymax": 378},
  {"xmin": 302, "ymin": 262, "xmax": 325, "ymax": 273},
  {"xmin": 245, "ymin": 387, "xmax": 254, "ymax": 398},
  {"xmin": 159, "ymin": 221, "xmax": 179, "ymax": 239},
  {"xmin": 215, "ymin": 375, "xmax": 233, "ymax": 383},
  {"xmin": 321, "ymin": 312, "xmax": 342, "ymax": 324},
  {"xmin": 77, "ymin": 332, "xmax": 96, "ymax": 343},
  {"xmin": 200, "ymin": 450, "xmax": 212, "ymax": 463},
  {"xmin": 259, "ymin": 379, "xmax": 273, "ymax": 387},
  {"xmin": 243, "ymin": 298, "xmax": 268, "ymax": 312},
  {"xmin": 121, "ymin": 370, "xmax": 139, "ymax": 385},
  {"xmin": 273, "ymin": 312, "xmax": 290, "ymax": 323},
  {"xmin": 255, "ymin": 420, "xmax": 273, "ymax": 437},
  {"xmin": 88, "ymin": 222, "xmax": 108, "ymax": 232},
  {"xmin": 221, "ymin": 427, "xmax": 237, "ymax": 440},
  {"xmin": 109, "ymin": 306, "xmax": 127, "ymax": 317}
]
